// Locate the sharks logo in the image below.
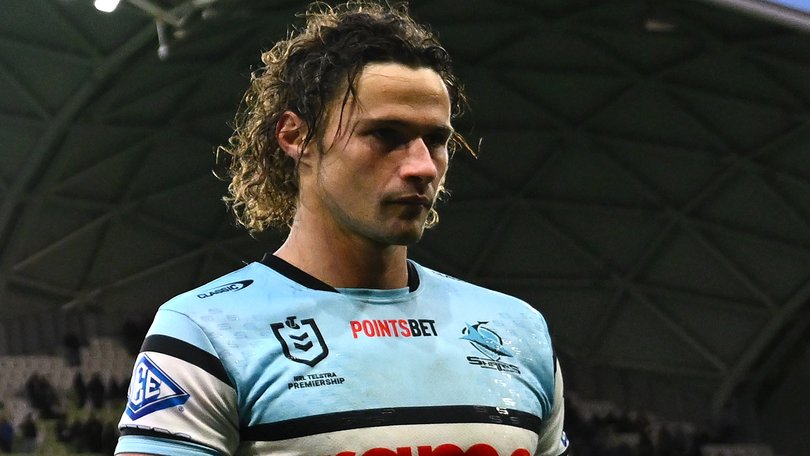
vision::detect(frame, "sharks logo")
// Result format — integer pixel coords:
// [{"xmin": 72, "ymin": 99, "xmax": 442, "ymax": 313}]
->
[
  {"xmin": 462, "ymin": 322, "xmax": 521, "ymax": 374},
  {"xmin": 271, "ymin": 316, "xmax": 329, "ymax": 367},
  {"xmin": 461, "ymin": 322, "xmax": 514, "ymax": 360},
  {"xmin": 126, "ymin": 354, "xmax": 190, "ymax": 420}
]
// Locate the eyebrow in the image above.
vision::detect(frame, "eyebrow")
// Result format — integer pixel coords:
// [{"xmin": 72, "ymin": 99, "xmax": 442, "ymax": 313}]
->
[{"xmin": 359, "ymin": 118, "xmax": 454, "ymax": 139}]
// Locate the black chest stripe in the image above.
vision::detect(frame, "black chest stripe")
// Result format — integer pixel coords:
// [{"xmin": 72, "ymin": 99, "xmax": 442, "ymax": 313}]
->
[
  {"xmin": 240, "ymin": 405, "xmax": 542, "ymax": 441},
  {"xmin": 141, "ymin": 334, "xmax": 234, "ymax": 389}
]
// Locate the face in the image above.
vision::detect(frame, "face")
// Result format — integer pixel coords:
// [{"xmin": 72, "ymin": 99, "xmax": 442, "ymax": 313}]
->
[{"xmin": 301, "ymin": 62, "xmax": 452, "ymax": 246}]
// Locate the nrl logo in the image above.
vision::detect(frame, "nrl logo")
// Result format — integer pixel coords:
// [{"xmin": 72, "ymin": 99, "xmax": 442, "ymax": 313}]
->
[{"xmin": 271, "ymin": 316, "xmax": 329, "ymax": 367}]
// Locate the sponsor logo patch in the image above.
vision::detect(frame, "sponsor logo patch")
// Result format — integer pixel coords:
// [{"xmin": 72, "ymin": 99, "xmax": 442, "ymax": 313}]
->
[
  {"xmin": 333, "ymin": 444, "xmax": 531, "ymax": 456},
  {"xmin": 272, "ymin": 316, "xmax": 329, "ymax": 367},
  {"xmin": 196, "ymin": 279, "xmax": 253, "ymax": 299},
  {"xmin": 350, "ymin": 319, "xmax": 438, "ymax": 338},
  {"xmin": 126, "ymin": 354, "xmax": 190, "ymax": 420}
]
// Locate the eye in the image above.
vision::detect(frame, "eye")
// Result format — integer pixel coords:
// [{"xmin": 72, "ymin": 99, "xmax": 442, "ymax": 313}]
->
[
  {"xmin": 371, "ymin": 128, "xmax": 408, "ymax": 148},
  {"xmin": 424, "ymin": 133, "xmax": 450, "ymax": 150}
]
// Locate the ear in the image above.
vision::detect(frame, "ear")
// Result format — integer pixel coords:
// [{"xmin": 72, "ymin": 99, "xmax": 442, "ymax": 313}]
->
[{"xmin": 276, "ymin": 111, "xmax": 309, "ymax": 160}]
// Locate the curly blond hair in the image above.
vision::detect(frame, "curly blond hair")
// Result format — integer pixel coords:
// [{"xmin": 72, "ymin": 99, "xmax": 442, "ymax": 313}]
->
[{"xmin": 219, "ymin": 1, "xmax": 471, "ymax": 234}]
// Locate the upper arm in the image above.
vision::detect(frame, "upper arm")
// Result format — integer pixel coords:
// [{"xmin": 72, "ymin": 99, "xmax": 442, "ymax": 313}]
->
[
  {"xmin": 115, "ymin": 309, "xmax": 239, "ymax": 456},
  {"xmin": 535, "ymin": 358, "xmax": 570, "ymax": 456}
]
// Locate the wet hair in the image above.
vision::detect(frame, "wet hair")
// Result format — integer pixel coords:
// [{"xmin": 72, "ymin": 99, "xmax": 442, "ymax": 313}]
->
[{"xmin": 219, "ymin": 0, "xmax": 472, "ymax": 233}]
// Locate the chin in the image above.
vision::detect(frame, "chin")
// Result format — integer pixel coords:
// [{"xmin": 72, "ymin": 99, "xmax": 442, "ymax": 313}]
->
[
  {"xmin": 393, "ymin": 232, "xmax": 425, "ymax": 246},
  {"xmin": 376, "ymin": 225, "xmax": 427, "ymax": 246}
]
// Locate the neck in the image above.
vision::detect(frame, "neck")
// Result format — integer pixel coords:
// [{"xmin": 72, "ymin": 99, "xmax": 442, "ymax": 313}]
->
[{"xmin": 274, "ymin": 214, "xmax": 409, "ymax": 290}]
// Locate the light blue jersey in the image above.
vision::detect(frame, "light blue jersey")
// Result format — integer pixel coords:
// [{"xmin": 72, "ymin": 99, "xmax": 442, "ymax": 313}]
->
[{"xmin": 116, "ymin": 256, "xmax": 569, "ymax": 456}]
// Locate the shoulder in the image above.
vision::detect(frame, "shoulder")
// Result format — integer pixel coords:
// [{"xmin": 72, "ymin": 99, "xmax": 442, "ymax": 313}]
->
[
  {"xmin": 159, "ymin": 261, "xmax": 278, "ymax": 313},
  {"xmin": 412, "ymin": 261, "xmax": 546, "ymax": 319},
  {"xmin": 414, "ymin": 261, "xmax": 523, "ymax": 301}
]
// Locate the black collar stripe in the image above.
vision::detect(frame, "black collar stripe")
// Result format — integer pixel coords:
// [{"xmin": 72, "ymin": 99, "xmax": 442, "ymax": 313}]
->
[
  {"xmin": 406, "ymin": 260, "xmax": 420, "ymax": 292},
  {"xmin": 260, "ymin": 254, "xmax": 338, "ymax": 293},
  {"xmin": 261, "ymin": 254, "xmax": 420, "ymax": 293}
]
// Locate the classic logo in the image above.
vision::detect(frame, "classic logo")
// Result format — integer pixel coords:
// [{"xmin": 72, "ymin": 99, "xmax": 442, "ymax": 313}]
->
[
  {"xmin": 271, "ymin": 316, "xmax": 329, "ymax": 367},
  {"xmin": 126, "ymin": 354, "xmax": 190, "ymax": 420},
  {"xmin": 196, "ymin": 279, "xmax": 253, "ymax": 299}
]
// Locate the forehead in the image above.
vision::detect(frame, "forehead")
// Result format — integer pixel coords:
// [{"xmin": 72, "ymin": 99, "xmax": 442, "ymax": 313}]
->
[{"xmin": 343, "ymin": 62, "xmax": 451, "ymax": 124}]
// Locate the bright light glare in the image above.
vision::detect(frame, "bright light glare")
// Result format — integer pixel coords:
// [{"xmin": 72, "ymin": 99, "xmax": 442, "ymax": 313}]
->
[{"xmin": 94, "ymin": 0, "xmax": 121, "ymax": 13}]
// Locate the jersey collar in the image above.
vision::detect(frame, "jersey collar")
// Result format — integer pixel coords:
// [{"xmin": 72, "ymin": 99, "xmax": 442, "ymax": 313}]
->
[{"xmin": 260, "ymin": 254, "xmax": 420, "ymax": 293}]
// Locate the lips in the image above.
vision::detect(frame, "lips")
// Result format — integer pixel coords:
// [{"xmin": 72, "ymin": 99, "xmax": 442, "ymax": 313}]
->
[{"xmin": 388, "ymin": 195, "xmax": 432, "ymax": 208}]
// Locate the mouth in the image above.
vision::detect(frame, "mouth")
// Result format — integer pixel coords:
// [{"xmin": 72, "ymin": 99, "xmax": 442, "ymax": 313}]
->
[{"xmin": 388, "ymin": 195, "xmax": 432, "ymax": 209}]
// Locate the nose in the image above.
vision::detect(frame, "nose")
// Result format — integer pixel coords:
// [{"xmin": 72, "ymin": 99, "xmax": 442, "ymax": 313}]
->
[{"xmin": 400, "ymin": 138, "xmax": 441, "ymax": 186}]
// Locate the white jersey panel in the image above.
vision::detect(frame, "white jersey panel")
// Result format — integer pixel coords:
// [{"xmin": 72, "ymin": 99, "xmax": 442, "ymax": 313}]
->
[
  {"xmin": 535, "ymin": 360, "xmax": 568, "ymax": 456},
  {"xmin": 118, "ymin": 351, "xmax": 239, "ymax": 454}
]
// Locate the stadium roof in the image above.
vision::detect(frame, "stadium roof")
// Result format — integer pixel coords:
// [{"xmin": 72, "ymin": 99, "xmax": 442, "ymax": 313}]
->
[{"xmin": 1, "ymin": 0, "xmax": 808, "ymax": 452}]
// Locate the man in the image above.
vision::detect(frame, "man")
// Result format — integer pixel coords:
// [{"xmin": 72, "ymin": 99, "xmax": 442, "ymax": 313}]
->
[{"xmin": 116, "ymin": 2, "xmax": 569, "ymax": 455}]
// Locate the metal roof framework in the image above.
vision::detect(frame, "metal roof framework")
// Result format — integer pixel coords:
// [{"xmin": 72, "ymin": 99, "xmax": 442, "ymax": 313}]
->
[{"xmin": 1, "ymin": 1, "xmax": 809, "ymax": 450}]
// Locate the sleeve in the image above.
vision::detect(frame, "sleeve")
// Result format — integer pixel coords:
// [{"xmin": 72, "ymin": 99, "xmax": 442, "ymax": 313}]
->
[
  {"xmin": 535, "ymin": 359, "xmax": 570, "ymax": 456},
  {"xmin": 115, "ymin": 308, "xmax": 240, "ymax": 456}
]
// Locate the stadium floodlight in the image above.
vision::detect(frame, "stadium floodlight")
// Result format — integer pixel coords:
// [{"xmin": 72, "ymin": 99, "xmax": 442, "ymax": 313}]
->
[{"xmin": 94, "ymin": 0, "xmax": 121, "ymax": 13}]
